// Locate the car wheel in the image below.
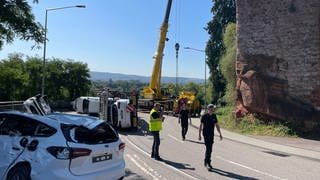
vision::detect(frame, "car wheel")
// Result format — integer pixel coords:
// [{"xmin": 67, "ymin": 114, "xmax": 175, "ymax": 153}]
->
[{"xmin": 6, "ymin": 164, "xmax": 31, "ymax": 180}]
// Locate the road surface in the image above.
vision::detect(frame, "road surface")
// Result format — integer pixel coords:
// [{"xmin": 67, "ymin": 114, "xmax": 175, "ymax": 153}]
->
[{"xmin": 120, "ymin": 113, "xmax": 320, "ymax": 180}]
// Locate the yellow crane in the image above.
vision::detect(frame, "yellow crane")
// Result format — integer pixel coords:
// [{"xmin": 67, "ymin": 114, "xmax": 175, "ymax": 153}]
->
[
  {"xmin": 139, "ymin": 0, "xmax": 201, "ymax": 116},
  {"xmin": 139, "ymin": 0, "xmax": 174, "ymax": 111}
]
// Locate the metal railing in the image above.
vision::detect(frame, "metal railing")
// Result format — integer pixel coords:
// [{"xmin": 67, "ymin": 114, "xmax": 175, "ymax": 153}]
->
[{"xmin": 0, "ymin": 101, "xmax": 25, "ymax": 112}]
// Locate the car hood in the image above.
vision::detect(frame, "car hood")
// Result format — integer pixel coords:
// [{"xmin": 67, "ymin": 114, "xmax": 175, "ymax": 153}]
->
[{"xmin": 47, "ymin": 113, "xmax": 103, "ymax": 130}]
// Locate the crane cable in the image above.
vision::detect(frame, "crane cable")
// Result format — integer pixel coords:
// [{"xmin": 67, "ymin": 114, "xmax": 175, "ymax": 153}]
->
[{"xmin": 174, "ymin": 0, "xmax": 181, "ymax": 44}]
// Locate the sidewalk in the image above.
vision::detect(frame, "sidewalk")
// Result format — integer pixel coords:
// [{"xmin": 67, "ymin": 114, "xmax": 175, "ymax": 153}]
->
[{"xmin": 188, "ymin": 117, "xmax": 320, "ymax": 161}]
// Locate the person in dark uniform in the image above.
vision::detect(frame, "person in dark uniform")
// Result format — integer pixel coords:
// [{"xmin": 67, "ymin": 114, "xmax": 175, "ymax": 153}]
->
[
  {"xmin": 178, "ymin": 103, "xmax": 190, "ymax": 140},
  {"xmin": 198, "ymin": 104, "xmax": 223, "ymax": 170}
]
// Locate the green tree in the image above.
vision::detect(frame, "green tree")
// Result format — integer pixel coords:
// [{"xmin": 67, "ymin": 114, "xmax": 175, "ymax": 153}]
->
[
  {"xmin": 24, "ymin": 56, "xmax": 43, "ymax": 97},
  {"xmin": 45, "ymin": 58, "xmax": 67, "ymax": 100},
  {"xmin": 206, "ymin": 0, "xmax": 236, "ymax": 105},
  {"xmin": 164, "ymin": 83, "xmax": 178, "ymax": 97},
  {"xmin": 0, "ymin": 54, "xmax": 27, "ymax": 100},
  {"xmin": 0, "ymin": 0, "xmax": 43, "ymax": 50},
  {"xmin": 220, "ymin": 23, "xmax": 236, "ymax": 105},
  {"xmin": 0, "ymin": 54, "xmax": 91, "ymax": 101},
  {"xmin": 63, "ymin": 61, "xmax": 91, "ymax": 100}
]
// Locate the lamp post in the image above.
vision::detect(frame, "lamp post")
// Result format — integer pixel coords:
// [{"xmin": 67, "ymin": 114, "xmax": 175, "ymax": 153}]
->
[
  {"xmin": 175, "ymin": 43, "xmax": 180, "ymax": 95},
  {"xmin": 184, "ymin": 47, "xmax": 207, "ymax": 111},
  {"xmin": 41, "ymin": 5, "xmax": 86, "ymax": 96}
]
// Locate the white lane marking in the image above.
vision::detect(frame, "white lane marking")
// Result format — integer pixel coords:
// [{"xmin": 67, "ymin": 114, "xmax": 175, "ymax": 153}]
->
[
  {"xmin": 168, "ymin": 134, "xmax": 184, "ymax": 143},
  {"xmin": 126, "ymin": 154, "xmax": 160, "ymax": 180},
  {"xmin": 217, "ymin": 156, "xmax": 287, "ymax": 180},
  {"xmin": 133, "ymin": 154, "xmax": 167, "ymax": 180},
  {"xmin": 123, "ymin": 136, "xmax": 199, "ymax": 180},
  {"xmin": 124, "ymin": 136, "xmax": 150, "ymax": 156}
]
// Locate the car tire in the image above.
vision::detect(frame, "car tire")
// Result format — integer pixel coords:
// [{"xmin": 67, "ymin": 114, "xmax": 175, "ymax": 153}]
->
[{"xmin": 6, "ymin": 164, "xmax": 31, "ymax": 180}]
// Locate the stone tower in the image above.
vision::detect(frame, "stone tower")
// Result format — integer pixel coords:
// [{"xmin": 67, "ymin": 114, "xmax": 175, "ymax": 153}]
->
[{"xmin": 236, "ymin": 0, "xmax": 320, "ymax": 131}]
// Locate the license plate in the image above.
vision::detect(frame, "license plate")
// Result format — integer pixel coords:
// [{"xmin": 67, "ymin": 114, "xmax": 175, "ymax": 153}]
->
[{"xmin": 92, "ymin": 153, "xmax": 112, "ymax": 163}]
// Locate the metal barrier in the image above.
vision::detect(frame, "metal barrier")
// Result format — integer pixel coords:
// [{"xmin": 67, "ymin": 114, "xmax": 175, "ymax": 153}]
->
[{"xmin": 0, "ymin": 101, "xmax": 25, "ymax": 112}]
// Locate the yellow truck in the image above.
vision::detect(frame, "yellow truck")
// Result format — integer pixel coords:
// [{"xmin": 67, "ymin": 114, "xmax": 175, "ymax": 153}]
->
[{"xmin": 173, "ymin": 91, "xmax": 201, "ymax": 117}]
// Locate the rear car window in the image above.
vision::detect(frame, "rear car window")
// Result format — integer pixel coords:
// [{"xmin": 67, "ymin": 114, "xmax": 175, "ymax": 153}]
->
[{"xmin": 65, "ymin": 122, "xmax": 118, "ymax": 144}]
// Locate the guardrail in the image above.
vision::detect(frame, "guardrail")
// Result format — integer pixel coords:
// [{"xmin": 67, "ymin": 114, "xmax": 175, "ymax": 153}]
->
[{"xmin": 0, "ymin": 101, "xmax": 25, "ymax": 112}]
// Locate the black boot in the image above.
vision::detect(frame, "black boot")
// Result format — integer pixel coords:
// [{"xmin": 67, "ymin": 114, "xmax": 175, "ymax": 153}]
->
[
  {"xmin": 205, "ymin": 160, "xmax": 212, "ymax": 170},
  {"xmin": 155, "ymin": 155, "xmax": 163, "ymax": 161},
  {"xmin": 204, "ymin": 160, "xmax": 208, "ymax": 167}
]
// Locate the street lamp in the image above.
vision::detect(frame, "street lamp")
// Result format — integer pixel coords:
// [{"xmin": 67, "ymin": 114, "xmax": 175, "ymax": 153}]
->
[
  {"xmin": 184, "ymin": 47, "xmax": 207, "ymax": 112},
  {"xmin": 41, "ymin": 5, "xmax": 86, "ymax": 96},
  {"xmin": 175, "ymin": 43, "xmax": 180, "ymax": 95}
]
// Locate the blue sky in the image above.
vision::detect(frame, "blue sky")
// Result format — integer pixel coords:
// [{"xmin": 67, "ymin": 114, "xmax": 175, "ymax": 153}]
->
[{"xmin": 0, "ymin": 0, "xmax": 212, "ymax": 79}]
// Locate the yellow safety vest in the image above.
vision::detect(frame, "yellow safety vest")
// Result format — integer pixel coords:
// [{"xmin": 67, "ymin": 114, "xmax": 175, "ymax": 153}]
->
[{"xmin": 149, "ymin": 109, "xmax": 162, "ymax": 131}]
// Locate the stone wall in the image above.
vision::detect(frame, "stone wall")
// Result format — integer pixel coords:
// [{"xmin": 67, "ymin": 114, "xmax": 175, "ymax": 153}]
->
[{"xmin": 236, "ymin": 0, "xmax": 320, "ymax": 131}]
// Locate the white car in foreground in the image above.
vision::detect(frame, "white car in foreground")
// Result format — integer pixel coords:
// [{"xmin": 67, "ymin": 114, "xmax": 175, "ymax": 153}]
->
[{"xmin": 0, "ymin": 111, "xmax": 125, "ymax": 180}]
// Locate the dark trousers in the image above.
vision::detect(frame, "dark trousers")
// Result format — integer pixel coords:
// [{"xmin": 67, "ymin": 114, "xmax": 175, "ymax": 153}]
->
[
  {"xmin": 204, "ymin": 137, "xmax": 214, "ymax": 164},
  {"xmin": 151, "ymin": 131, "xmax": 160, "ymax": 157},
  {"xmin": 181, "ymin": 121, "xmax": 188, "ymax": 139}
]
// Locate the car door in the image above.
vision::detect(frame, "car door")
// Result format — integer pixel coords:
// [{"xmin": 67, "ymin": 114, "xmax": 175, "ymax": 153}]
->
[
  {"xmin": 0, "ymin": 114, "xmax": 25, "ymax": 177},
  {"xmin": 0, "ymin": 113, "xmax": 57, "ymax": 176},
  {"xmin": 23, "ymin": 118, "xmax": 58, "ymax": 173}
]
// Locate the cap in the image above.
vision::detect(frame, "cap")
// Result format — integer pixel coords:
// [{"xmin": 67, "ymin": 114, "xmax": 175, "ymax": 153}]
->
[
  {"xmin": 154, "ymin": 102, "xmax": 161, "ymax": 107},
  {"xmin": 207, "ymin": 104, "xmax": 216, "ymax": 109}
]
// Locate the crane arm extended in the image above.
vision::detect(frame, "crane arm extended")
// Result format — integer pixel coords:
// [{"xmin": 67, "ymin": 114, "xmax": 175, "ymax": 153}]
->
[{"xmin": 144, "ymin": 0, "xmax": 172, "ymax": 99}]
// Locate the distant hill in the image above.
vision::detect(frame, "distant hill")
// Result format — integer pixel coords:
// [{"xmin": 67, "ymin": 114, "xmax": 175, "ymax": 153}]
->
[{"xmin": 89, "ymin": 71, "xmax": 204, "ymax": 84}]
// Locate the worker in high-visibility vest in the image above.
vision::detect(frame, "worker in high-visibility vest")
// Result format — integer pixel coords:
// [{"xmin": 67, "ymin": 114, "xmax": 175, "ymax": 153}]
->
[{"xmin": 149, "ymin": 103, "xmax": 165, "ymax": 161}]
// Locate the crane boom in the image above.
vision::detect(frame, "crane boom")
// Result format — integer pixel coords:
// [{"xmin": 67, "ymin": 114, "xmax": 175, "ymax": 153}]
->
[
  {"xmin": 139, "ymin": 0, "xmax": 202, "ymax": 115},
  {"xmin": 143, "ymin": 0, "xmax": 172, "ymax": 99}
]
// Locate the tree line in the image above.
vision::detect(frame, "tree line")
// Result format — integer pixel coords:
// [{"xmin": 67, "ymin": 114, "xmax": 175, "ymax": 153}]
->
[
  {"xmin": 1, "ymin": 53, "xmax": 211, "ymax": 105},
  {"xmin": 0, "ymin": 53, "xmax": 90, "ymax": 101}
]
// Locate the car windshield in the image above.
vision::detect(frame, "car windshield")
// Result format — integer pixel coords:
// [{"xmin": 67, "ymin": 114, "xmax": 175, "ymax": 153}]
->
[{"xmin": 66, "ymin": 122, "xmax": 118, "ymax": 144}]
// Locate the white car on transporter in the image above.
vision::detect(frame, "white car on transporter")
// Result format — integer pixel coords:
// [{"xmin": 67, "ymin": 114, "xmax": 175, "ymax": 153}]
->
[{"xmin": 0, "ymin": 111, "xmax": 125, "ymax": 180}]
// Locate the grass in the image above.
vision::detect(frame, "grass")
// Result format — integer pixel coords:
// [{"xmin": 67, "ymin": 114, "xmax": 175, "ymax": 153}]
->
[{"xmin": 216, "ymin": 106, "xmax": 297, "ymax": 137}]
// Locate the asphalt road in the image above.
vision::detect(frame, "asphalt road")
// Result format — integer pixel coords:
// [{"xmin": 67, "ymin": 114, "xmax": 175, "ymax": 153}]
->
[{"xmin": 120, "ymin": 113, "xmax": 320, "ymax": 180}]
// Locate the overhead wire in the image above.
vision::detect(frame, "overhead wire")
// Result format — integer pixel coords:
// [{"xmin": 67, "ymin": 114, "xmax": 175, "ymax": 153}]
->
[{"xmin": 174, "ymin": 0, "xmax": 181, "ymax": 44}]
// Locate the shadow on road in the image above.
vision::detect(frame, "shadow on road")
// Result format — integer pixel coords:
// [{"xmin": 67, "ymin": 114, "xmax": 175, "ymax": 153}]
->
[
  {"xmin": 162, "ymin": 159, "xmax": 196, "ymax": 171},
  {"xmin": 185, "ymin": 139, "xmax": 204, "ymax": 144},
  {"xmin": 125, "ymin": 168, "xmax": 149, "ymax": 180},
  {"xmin": 210, "ymin": 167, "xmax": 258, "ymax": 180}
]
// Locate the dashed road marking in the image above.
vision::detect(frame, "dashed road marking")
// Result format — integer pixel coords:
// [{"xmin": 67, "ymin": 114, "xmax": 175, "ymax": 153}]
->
[
  {"xmin": 126, "ymin": 154, "xmax": 161, "ymax": 180},
  {"xmin": 217, "ymin": 156, "xmax": 287, "ymax": 180},
  {"xmin": 123, "ymin": 136, "xmax": 199, "ymax": 180},
  {"xmin": 168, "ymin": 133, "xmax": 184, "ymax": 143}
]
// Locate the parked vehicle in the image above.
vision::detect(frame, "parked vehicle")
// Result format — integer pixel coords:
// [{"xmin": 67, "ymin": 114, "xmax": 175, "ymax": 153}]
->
[{"xmin": 0, "ymin": 111, "xmax": 125, "ymax": 180}]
